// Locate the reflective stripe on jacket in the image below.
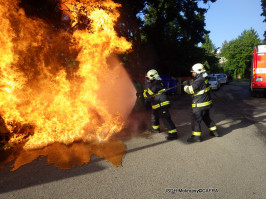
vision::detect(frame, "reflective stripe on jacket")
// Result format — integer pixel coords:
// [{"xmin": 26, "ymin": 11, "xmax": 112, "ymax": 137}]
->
[
  {"xmin": 192, "ymin": 100, "xmax": 212, "ymax": 108},
  {"xmin": 143, "ymin": 80, "xmax": 170, "ymax": 110},
  {"xmin": 152, "ymin": 100, "xmax": 170, "ymax": 109},
  {"xmin": 184, "ymin": 75, "xmax": 212, "ymax": 108}
]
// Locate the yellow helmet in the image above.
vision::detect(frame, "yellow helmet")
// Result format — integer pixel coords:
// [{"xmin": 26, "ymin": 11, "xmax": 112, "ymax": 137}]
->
[
  {"xmin": 191, "ymin": 63, "xmax": 206, "ymax": 74},
  {"xmin": 146, "ymin": 69, "xmax": 159, "ymax": 81}
]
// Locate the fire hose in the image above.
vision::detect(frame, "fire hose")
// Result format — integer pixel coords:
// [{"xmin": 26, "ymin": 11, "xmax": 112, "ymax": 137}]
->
[
  {"xmin": 135, "ymin": 81, "xmax": 222, "ymax": 99},
  {"xmin": 136, "ymin": 85, "xmax": 178, "ymax": 98}
]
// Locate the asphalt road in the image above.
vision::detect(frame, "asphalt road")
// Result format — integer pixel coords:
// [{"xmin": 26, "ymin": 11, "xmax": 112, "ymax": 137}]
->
[{"xmin": 0, "ymin": 81, "xmax": 266, "ymax": 198}]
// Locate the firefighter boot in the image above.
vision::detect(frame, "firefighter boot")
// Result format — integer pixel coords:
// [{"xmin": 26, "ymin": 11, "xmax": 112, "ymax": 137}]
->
[
  {"xmin": 210, "ymin": 130, "xmax": 220, "ymax": 137},
  {"xmin": 166, "ymin": 133, "xmax": 178, "ymax": 140},
  {"xmin": 187, "ymin": 135, "xmax": 201, "ymax": 143}
]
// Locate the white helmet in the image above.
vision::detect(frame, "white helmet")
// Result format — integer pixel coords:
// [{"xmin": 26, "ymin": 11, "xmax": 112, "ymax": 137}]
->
[
  {"xmin": 191, "ymin": 63, "xmax": 206, "ymax": 74},
  {"xmin": 146, "ymin": 69, "xmax": 159, "ymax": 81}
]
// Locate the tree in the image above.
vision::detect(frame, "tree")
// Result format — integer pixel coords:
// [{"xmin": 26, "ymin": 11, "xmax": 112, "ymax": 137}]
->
[
  {"xmin": 201, "ymin": 34, "xmax": 220, "ymax": 72},
  {"xmin": 261, "ymin": 0, "xmax": 266, "ymax": 42},
  {"xmin": 140, "ymin": 0, "xmax": 217, "ymax": 77},
  {"xmin": 201, "ymin": 34, "xmax": 216, "ymax": 55},
  {"xmin": 221, "ymin": 29, "xmax": 261, "ymax": 79},
  {"xmin": 113, "ymin": 0, "xmax": 146, "ymax": 82}
]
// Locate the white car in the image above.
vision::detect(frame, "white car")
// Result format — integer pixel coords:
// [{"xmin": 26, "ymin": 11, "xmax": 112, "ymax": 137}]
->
[
  {"xmin": 208, "ymin": 76, "xmax": 220, "ymax": 90},
  {"xmin": 208, "ymin": 73, "xmax": 228, "ymax": 85},
  {"xmin": 216, "ymin": 73, "xmax": 228, "ymax": 85}
]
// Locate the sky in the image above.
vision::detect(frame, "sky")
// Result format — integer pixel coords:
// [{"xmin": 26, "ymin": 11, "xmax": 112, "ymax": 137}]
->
[{"xmin": 200, "ymin": 0, "xmax": 265, "ymax": 48}]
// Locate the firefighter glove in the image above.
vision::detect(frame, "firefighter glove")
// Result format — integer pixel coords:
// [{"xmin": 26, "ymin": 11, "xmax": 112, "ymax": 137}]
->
[{"xmin": 183, "ymin": 80, "xmax": 189, "ymax": 86}]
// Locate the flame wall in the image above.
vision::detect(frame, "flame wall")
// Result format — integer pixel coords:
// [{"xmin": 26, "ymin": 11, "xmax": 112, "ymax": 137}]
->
[{"xmin": 0, "ymin": 0, "xmax": 136, "ymax": 150}]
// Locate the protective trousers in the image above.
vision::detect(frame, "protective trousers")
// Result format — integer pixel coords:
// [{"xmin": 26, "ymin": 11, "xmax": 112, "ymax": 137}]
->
[
  {"xmin": 151, "ymin": 106, "xmax": 177, "ymax": 134},
  {"xmin": 191, "ymin": 107, "xmax": 216, "ymax": 136}
]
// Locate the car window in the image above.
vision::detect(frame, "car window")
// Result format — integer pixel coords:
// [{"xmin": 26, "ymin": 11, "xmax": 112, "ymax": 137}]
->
[{"xmin": 208, "ymin": 77, "xmax": 217, "ymax": 81}]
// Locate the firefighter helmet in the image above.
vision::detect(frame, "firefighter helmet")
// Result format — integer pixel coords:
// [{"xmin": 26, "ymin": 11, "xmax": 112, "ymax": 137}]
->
[
  {"xmin": 146, "ymin": 69, "xmax": 159, "ymax": 81},
  {"xmin": 191, "ymin": 63, "xmax": 206, "ymax": 74}
]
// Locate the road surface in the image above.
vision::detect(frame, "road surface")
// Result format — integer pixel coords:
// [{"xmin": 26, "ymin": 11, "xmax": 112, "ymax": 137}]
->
[{"xmin": 0, "ymin": 81, "xmax": 266, "ymax": 198}]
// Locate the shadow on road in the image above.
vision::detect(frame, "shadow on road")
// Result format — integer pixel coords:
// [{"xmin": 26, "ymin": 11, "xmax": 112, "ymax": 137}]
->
[
  {"xmin": 202, "ymin": 82, "xmax": 266, "ymax": 142},
  {"xmin": 0, "ymin": 126, "xmax": 171, "ymax": 195},
  {"xmin": 168, "ymin": 81, "xmax": 266, "ymax": 144},
  {"xmin": 0, "ymin": 157, "xmax": 105, "ymax": 194}
]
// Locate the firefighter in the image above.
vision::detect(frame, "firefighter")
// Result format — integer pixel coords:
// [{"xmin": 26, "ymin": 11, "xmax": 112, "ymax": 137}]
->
[
  {"xmin": 143, "ymin": 69, "xmax": 178, "ymax": 140},
  {"xmin": 183, "ymin": 63, "xmax": 219, "ymax": 143}
]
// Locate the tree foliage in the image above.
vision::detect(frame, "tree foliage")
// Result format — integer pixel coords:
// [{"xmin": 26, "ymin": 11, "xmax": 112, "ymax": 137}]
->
[
  {"xmin": 201, "ymin": 34, "xmax": 216, "ymax": 55},
  {"xmin": 112, "ymin": 0, "xmax": 146, "ymax": 80},
  {"xmin": 139, "ymin": 0, "xmax": 214, "ymax": 77},
  {"xmin": 261, "ymin": 0, "xmax": 266, "ymax": 42},
  {"xmin": 200, "ymin": 34, "xmax": 220, "ymax": 73},
  {"xmin": 113, "ymin": 0, "xmax": 218, "ymax": 81},
  {"xmin": 220, "ymin": 29, "xmax": 261, "ymax": 79}
]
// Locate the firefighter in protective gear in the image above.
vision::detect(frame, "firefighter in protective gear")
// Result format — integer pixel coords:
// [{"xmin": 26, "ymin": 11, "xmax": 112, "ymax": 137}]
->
[
  {"xmin": 143, "ymin": 69, "xmax": 178, "ymax": 140},
  {"xmin": 183, "ymin": 63, "xmax": 219, "ymax": 143}
]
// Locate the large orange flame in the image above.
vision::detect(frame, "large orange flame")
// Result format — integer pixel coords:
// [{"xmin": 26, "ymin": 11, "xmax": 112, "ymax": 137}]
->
[{"xmin": 0, "ymin": 0, "xmax": 135, "ymax": 155}]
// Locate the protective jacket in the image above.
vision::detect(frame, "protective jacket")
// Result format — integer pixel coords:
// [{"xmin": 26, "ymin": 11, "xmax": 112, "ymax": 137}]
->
[
  {"xmin": 184, "ymin": 74, "xmax": 212, "ymax": 109},
  {"xmin": 143, "ymin": 79, "xmax": 177, "ymax": 136},
  {"xmin": 184, "ymin": 73, "xmax": 217, "ymax": 137},
  {"xmin": 143, "ymin": 80, "xmax": 170, "ymax": 109}
]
